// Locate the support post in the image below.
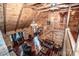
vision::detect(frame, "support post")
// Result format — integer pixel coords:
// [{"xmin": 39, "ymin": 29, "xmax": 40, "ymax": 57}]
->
[{"xmin": 62, "ymin": 5, "xmax": 71, "ymax": 56}]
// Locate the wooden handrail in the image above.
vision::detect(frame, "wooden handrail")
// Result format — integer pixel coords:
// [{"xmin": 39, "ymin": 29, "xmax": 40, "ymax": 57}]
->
[
  {"xmin": 67, "ymin": 28, "xmax": 75, "ymax": 52},
  {"xmin": 64, "ymin": 28, "xmax": 75, "ymax": 55},
  {"xmin": 67, "ymin": 30, "xmax": 74, "ymax": 55}
]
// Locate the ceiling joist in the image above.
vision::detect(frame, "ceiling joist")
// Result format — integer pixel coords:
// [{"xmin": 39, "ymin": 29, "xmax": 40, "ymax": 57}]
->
[
  {"xmin": 38, "ymin": 4, "xmax": 79, "ymax": 13},
  {"xmin": 36, "ymin": 4, "xmax": 51, "ymax": 10}
]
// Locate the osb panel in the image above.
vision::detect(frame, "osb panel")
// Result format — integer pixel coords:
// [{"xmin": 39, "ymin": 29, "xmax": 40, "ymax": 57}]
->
[
  {"xmin": 40, "ymin": 30, "xmax": 64, "ymax": 46},
  {"xmin": 6, "ymin": 4, "xmax": 23, "ymax": 31},
  {"xmin": 53, "ymin": 31, "xmax": 64, "ymax": 46},
  {"xmin": 18, "ymin": 8, "xmax": 35, "ymax": 29},
  {"xmin": 39, "ymin": 11, "xmax": 65, "ymax": 46},
  {"xmin": 36, "ymin": 11, "xmax": 50, "ymax": 27}
]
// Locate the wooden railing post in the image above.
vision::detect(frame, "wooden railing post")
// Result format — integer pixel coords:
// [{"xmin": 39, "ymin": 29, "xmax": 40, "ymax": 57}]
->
[{"xmin": 62, "ymin": 5, "xmax": 71, "ymax": 56}]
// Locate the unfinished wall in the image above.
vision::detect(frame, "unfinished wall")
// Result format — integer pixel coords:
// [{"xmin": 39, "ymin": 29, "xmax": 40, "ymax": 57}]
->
[{"xmin": 38, "ymin": 11, "xmax": 66, "ymax": 46}]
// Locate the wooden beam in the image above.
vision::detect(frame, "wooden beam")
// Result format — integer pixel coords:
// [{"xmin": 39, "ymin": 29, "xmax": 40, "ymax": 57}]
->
[
  {"xmin": 67, "ymin": 6, "xmax": 71, "ymax": 27},
  {"xmin": 15, "ymin": 4, "xmax": 24, "ymax": 31},
  {"xmin": 38, "ymin": 4, "xmax": 79, "ymax": 12},
  {"xmin": 36, "ymin": 4, "xmax": 51, "ymax": 10},
  {"xmin": 23, "ymin": 4, "xmax": 51, "ymax": 11},
  {"xmin": 3, "ymin": 3, "xmax": 6, "ymax": 34},
  {"xmin": 62, "ymin": 5, "xmax": 72, "ymax": 56},
  {"xmin": 32, "ymin": 3, "xmax": 42, "ymax": 6},
  {"xmin": 26, "ymin": 3, "xmax": 37, "ymax": 6},
  {"xmin": 39, "ymin": 8, "xmax": 50, "ymax": 12}
]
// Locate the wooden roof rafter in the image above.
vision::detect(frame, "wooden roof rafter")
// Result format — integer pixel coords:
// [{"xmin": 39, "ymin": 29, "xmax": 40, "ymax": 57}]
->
[
  {"xmin": 3, "ymin": 3, "xmax": 7, "ymax": 34},
  {"xmin": 15, "ymin": 3, "xmax": 24, "ymax": 31}
]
